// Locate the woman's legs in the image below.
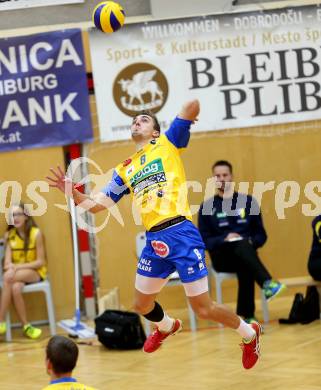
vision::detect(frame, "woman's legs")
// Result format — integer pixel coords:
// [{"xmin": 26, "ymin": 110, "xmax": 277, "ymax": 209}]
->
[
  {"xmin": 0, "ymin": 269, "xmax": 40, "ymax": 324},
  {"xmin": 0, "ymin": 276, "xmax": 13, "ymax": 322},
  {"xmin": 10, "ymin": 269, "xmax": 40, "ymax": 325}
]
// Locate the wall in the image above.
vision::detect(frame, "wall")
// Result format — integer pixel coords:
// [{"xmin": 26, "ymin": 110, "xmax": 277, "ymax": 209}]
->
[
  {"xmin": 0, "ymin": 146, "xmax": 76, "ymax": 321},
  {"xmin": 0, "ymin": 0, "xmax": 150, "ymax": 30},
  {"xmin": 0, "ymin": 0, "xmax": 310, "ymax": 32}
]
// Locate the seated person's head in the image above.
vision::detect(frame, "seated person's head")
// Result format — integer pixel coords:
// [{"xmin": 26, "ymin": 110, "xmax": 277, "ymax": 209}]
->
[
  {"xmin": 46, "ymin": 335, "xmax": 79, "ymax": 378},
  {"xmin": 7, "ymin": 202, "xmax": 37, "ymax": 232},
  {"xmin": 212, "ymin": 160, "xmax": 233, "ymax": 194}
]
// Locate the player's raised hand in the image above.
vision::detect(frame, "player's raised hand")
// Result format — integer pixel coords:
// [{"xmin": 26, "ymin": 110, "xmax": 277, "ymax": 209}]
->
[{"xmin": 46, "ymin": 166, "xmax": 73, "ymax": 197}]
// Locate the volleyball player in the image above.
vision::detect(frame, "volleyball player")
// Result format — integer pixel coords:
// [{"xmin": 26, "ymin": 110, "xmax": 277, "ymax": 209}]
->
[{"xmin": 47, "ymin": 100, "xmax": 262, "ymax": 369}]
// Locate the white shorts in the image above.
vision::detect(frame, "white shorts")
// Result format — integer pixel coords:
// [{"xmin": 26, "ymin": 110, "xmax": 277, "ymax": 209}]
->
[{"xmin": 135, "ymin": 274, "xmax": 209, "ymax": 297}]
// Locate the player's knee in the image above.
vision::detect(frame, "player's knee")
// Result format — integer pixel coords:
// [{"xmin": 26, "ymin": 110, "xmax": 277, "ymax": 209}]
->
[
  {"xmin": 3, "ymin": 272, "xmax": 14, "ymax": 284},
  {"xmin": 11, "ymin": 283, "xmax": 23, "ymax": 296}
]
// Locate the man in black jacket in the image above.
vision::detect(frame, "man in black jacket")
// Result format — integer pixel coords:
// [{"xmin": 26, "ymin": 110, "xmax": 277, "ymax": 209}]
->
[
  {"xmin": 308, "ymin": 214, "xmax": 321, "ymax": 281},
  {"xmin": 198, "ymin": 160, "xmax": 285, "ymax": 322}
]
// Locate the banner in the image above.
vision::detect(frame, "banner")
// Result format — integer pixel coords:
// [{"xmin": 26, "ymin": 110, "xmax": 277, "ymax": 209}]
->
[
  {"xmin": 0, "ymin": 29, "xmax": 93, "ymax": 152},
  {"xmin": 0, "ymin": 0, "xmax": 84, "ymax": 11},
  {"xmin": 90, "ymin": 4, "xmax": 321, "ymax": 142}
]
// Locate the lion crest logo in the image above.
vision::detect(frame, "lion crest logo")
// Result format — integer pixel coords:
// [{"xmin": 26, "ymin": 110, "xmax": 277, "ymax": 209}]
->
[{"xmin": 113, "ymin": 63, "xmax": 168, "ymax": 116}]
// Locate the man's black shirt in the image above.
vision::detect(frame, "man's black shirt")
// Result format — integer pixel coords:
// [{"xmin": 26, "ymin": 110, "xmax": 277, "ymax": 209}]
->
[{"xmin": 198, "ymin": 192, "xmax": 267, "ymax": 252}]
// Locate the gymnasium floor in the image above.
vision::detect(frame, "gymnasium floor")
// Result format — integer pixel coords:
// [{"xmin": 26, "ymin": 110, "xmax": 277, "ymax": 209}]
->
[{"xmin": 0, "ymin": 296, "xmax": 320, "ymax": 390}]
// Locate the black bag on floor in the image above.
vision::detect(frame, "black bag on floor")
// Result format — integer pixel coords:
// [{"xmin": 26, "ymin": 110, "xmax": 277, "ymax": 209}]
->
[
  {"xmin": 300, "ymin": 286, "xmax": 320, "ymax": 324},
  {"xmin": 95, "ymin": 310, "xmax": 146, "ymax": 350},
  {"xmin": 279, "ymin": 293, "xmax": 304, "ymax": 324},
  {"xmin": 279, "ymin": 286, "xmax": 320, "ymax": 325}
]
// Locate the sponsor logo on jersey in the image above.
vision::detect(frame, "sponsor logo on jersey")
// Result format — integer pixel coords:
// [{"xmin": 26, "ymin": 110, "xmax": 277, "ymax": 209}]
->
[
  {"xmin": 151, "ymin": 240, "xmax": 169, "ymax": 258},
  {"xmin": 123, "ymin": 158, "xmax": 132, "ymax": 167},
  {"xmin": 157, "ymin": 189, "xmax": 164, "ymax": 197},
  {"xmin": 126, "ymin": 165, "xmax": 135, "ymax": 176},
  {"xmin": 138, "ymin": 258, "xmax": 152, "ymax": 272},
  {"xmin": 188, "ymin": 267, "xmax": 194, "ymax": 275},
  {"xmin": 140, "ymin": 155, "xmax": 146, "ymax": 165},
  {"xmin": 130, "ymin": 158, "xmax": 166, "ymax": 194},
  {"xmin": 238, "ymin": 208, "xmax": 246, "ymax": 219},
  {"xmin": 133, "ymin": 173, "xmax": 166, "ymax": 194}
]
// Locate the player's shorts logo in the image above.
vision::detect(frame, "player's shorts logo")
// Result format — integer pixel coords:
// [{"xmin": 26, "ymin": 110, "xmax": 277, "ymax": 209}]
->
[
  {"xmin": 113, "ymin": 63, "xmax": 169, "ymax": 117},
  {"xmin": 151, "ymin": 240, "xmax": 169, "ymax": 258}
]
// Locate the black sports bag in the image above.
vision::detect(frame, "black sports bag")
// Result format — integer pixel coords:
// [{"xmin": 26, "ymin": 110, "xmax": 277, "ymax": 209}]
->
[{"xmin": 95, "ymin": 310, "xmax": 146, "ymax": 350}]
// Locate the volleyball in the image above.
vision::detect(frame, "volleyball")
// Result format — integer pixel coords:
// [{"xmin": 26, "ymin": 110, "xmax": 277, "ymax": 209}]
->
[{"xmin": 92, "ymin": 1, "xmax": 125, "ymax": 34}]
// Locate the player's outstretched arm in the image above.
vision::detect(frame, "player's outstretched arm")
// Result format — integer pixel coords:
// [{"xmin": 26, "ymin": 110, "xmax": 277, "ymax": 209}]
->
[
  {"xmin": 178, "ymin": 99, "xmax": 200, "ymax": 122},
  {"xmin": 165, "ymin": 99, "xmax": 200, "ymax": 149},
  {"xmin": 46, "ymin": 166, "xmax": 115, "ymax": 213}
]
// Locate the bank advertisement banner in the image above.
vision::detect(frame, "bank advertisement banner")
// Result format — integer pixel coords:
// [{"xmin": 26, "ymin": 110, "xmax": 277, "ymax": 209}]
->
[
  {"xmin": 90, "ymin": 4, "xmax": 321, "ymax": 142},
  {"xmin": 0, "ymin": 29, "xmax": 93, "ymax": 152}
]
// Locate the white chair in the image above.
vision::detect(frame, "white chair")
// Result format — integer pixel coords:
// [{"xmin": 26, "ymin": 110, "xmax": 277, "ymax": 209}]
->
[
  {"xmin": 0, "ymin": 238, "xmax": 56, "ymax": 342},
  {"xmin": 210, "ymin": 267, "xmax": 270, "ymax": 323},
  {"xmin": 136, "ymin": 232, "xmax": 197, "ymax": 334}
]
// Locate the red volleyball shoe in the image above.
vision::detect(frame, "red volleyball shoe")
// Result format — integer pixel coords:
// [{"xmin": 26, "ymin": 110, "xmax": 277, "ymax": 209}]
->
[
  {"xmin": 143, "ymin": 319, "xmax": 182, "ymax": 353},
  {"xmin": 240, "ymin": 321, "xmax": 262, "ymax": 369}
]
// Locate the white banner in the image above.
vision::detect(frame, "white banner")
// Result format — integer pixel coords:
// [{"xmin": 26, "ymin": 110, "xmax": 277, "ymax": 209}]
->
[
  {"xmin": 0, "ymin": 0, "xmax": 84, "ymax": 11},
  {"xmin": 90, "ymin": 5, "xmax": 321, "ymax": 142}
]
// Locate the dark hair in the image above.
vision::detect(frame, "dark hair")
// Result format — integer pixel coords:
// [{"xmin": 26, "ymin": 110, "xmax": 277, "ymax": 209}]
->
[
  {"xmin": 7, "ymin": 202, "xmax": 38, "ymax": 254},
  {"xmin": 134, "ymin": 110, "xmax": 161, "ymax": 133},
  {"xmin": 212, "ymin": 160, "xmax": 233, "ymax": 173},
  {"xmin": 46, "ymin": 336, "xmax": 79, "ymax": 375}
]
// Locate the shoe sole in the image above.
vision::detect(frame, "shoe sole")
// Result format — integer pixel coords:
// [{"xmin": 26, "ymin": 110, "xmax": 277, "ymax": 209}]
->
[
  {"xmin": 266, "ymin": 284, "xmax": 286, "ymax": 302},
  {"xmin": 143, "ymin": 320, "xmax": 183, "ymax": 354}
]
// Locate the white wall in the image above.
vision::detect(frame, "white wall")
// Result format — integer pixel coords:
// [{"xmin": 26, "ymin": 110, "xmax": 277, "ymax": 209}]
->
[
  {"xmin": 0, "ymin": 0, "xmax": 150, "ymax": 30},
  {"xmin": 151, "ymin": 0, "xmax": 234, "ymax": 18}
]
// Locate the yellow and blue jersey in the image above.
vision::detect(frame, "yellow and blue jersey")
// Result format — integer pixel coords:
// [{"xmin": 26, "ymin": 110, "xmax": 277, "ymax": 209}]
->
[
  {"xmin": 42, "ymin": 377, "xmax": 97, "ymax": 390},
  {"xmin": 102, "ymin": 117, "xmax": 193, "ymax": 231},
  {"xmin": 8, "ymin": 226, "xmax": 47, "ymax": 280},
  {"xmin": 103, "ymin": 116, "xmax": 208, "ymax": 282}
]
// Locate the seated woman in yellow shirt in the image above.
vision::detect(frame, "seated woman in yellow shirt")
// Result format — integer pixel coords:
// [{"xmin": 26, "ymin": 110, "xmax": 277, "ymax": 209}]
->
[{"xmin": 0, "ymin": 202, "xmax": 47, "ymax": 339}]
